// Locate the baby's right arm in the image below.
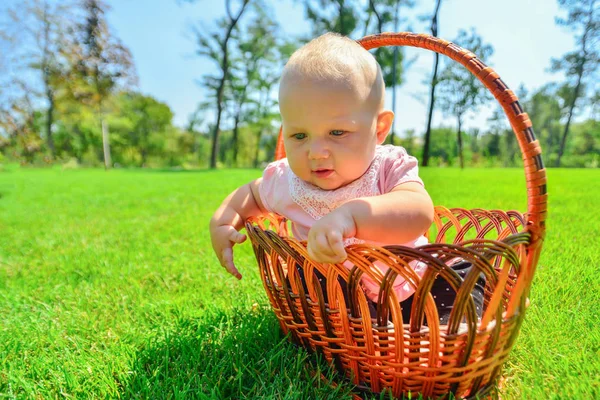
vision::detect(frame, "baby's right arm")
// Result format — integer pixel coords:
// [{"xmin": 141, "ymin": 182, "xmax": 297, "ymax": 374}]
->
[{"xmin": 209, "ymin": 178, "xmax": 266, "ymax": 279}]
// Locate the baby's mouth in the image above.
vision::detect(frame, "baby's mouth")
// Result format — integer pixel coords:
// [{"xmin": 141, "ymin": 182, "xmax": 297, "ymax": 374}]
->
[{"xmin": 312, "ymin": 168, "xmax": 334, "ymax": 178}]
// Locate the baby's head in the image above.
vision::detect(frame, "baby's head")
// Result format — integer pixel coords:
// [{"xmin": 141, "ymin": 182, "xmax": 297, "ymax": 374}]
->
[{"xmin": 279, "ymin": 33, "xmax": 393, "ymax": 190}]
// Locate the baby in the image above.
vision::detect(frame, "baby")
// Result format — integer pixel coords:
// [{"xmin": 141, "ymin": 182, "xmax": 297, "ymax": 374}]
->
[{"xmin": 210, "ymin": 33, "xmax": 484, "ymax": 324}]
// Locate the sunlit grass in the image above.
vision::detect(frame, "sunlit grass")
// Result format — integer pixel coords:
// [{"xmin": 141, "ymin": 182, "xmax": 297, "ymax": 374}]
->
[{"xmin": 0, "ymin": 167, "xmax": 598, "ymax": 398}]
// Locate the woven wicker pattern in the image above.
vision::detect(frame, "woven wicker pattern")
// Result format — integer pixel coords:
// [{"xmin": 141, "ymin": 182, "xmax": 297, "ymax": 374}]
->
[{"xmin": 247, "ymin": 32, "xmax": 547, "ymax": 399}]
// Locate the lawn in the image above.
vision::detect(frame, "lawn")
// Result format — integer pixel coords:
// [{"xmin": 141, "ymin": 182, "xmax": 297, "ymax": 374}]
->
[{"xmin": 0, "ymin": 167, "xmax": 598, "ymax": 399}]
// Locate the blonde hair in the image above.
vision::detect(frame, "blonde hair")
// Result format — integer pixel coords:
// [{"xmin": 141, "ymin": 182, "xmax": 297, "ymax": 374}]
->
[{"xmin": 280, "ymin": 33, "xmax": 385, "ymax": 108}]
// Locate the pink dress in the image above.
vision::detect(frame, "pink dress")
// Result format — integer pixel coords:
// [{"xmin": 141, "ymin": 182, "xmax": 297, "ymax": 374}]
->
[{"xmin": 258, "ymin": 145, "xmax": 429, "ymax": 302}]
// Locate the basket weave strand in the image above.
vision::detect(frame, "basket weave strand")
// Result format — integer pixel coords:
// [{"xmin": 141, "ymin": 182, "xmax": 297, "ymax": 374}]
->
[{"xmin": 251, "ymin": 32, "xmax": 546, "ymax": 399}]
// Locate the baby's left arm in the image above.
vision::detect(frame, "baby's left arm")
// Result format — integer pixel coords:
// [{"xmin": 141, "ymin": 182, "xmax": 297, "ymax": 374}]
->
[{"xmin": 307, "ymin": 182, "xmax": 434, "ymax": 263}]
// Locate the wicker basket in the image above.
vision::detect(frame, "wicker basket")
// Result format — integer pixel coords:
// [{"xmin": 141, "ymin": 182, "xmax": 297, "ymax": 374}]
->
[{"xmin": 245, "ymin": 32, "xmax": 547, "ymax": 399}]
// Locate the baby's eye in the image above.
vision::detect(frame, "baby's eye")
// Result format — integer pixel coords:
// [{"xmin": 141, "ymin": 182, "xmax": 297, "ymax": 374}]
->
[
  {"xmin": 292, "ymin": 133, "xmax": 307, "ymax": 140},
  {"xmin": 330, "ymin": 130, "xmax": 345, "ymax": 136}
]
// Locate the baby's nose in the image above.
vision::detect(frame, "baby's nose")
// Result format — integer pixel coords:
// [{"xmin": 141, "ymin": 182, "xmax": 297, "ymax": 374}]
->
[{"xmin": 308, "ymin": 141, "xmax": 329, "ymax": 159}]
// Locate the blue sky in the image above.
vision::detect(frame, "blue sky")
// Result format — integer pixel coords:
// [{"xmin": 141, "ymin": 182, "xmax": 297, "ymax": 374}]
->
[{"xmin": 105, "ymin": 0, "xmax": 574, "ymax": 134}]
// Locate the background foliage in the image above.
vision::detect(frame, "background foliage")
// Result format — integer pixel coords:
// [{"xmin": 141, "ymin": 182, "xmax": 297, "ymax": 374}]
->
[{"xmin": 0, "ymin": 0, "xmax": 597, "ymax": 169}]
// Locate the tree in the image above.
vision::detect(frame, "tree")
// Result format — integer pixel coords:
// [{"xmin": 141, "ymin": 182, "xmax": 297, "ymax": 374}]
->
[
  {"xmin": 523, "ymin": 84, "xmax": 563, "ymax": 164},
  {"xmin": 487, "ymin": 106, "xmax": 519, "ymax": 167},
  {"xmin": 227, "ymin": 6, "xmax": 278, "ymax": 166},
  {"xmin": 113, "ymin": 92, "xmax": 174, "ymax": 166},
  {"xmin": 192, "ymin": 0, "xmax": 251, "ymax": 169},
  {"xmin": 427, "ymin": 126, "xmax": 456, "ymax": 166},
  {"xmin": 552, "ymin": 0, "xmax": 599, "ymax": 167},
  {"xmin": 422, "ymin": 0, "xmax": 443, "ymax": 166},
  {"xmin": 68, "ymin": 0, "xmax": 136, "ymax": 169},
  {"xmin": 568, "ymin": 119, "xmax": 599, "ymax": 167},
  {"xmin": 247, "ymin": 37, "xmax": 292, "ymax": 168},
  {"xmin": 0, "ymin": 0, "xmax": 73, "ymax": 159},
  {"xmin": 365, "ymin": 0, "xmax": 414, "ymax": 145},
  {"xmin": 0, "ymin": 86, "xmax": 43, "ymax": 163},
  {"xmin": 250, "ymin": 87, "xmax": 279, "ymax": 168},
  {"xmin": 591, "ymin": 90, "xmax": 600, "ymax": 119},
  {"xmin": 299, "ymin": 0, "xmax": 361, "ymax": 37},
  {"xmin": 52, "ymin": 96, "xmax": 99, "ymax": 163},
  {"xmin": 436, "ymin": 29, "xmax": 493, "ymax": 168},
  {"xmin": 185, "ymin": 106, "xmax": 207, "ymax": 163}
]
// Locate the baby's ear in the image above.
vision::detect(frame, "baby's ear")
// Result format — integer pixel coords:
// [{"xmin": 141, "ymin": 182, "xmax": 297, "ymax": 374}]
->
[{"xmin": 376, "ymin": 110, "xmax": 394, "ymax": 144}]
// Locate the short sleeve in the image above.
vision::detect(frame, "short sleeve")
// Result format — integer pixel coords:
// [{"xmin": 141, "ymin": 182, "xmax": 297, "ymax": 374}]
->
[
  {"xmin": 379, "ymin": 145, "xmax": 424, "ymax": 194},
  {"xmin": 258, "ymin": 158, "xmax": 289, "ymax": 213}
]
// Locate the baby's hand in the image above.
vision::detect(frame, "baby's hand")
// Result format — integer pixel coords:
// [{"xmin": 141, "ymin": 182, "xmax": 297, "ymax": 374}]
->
[
  {"xmin": 210, "ymin": 224, "xmax": 247, "ymax": 279},
  {"xmin": 307, "ymin": 207, "xmax": 356, "ymax": 264}
]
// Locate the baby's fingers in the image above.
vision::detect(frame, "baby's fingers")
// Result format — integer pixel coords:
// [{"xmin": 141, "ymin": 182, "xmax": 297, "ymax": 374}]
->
[
  {"xmin": 327, "ymin": 231, "xmax": 347, "ymax": 261},
  {"xmin": 228, "ymin": 229, "xmax": 247, "ymax": 244},
  {"xmin": 221, "ymin": 247, "xmax": 242, "ymax": 280},
  {"xmin": 308, "ymin": 232, "xmax": 345, "ymax": 264}
]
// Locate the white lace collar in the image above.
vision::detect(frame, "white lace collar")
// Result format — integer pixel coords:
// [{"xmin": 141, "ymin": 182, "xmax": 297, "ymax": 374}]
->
[{"xmin": 289, "ymin": 145, "xmax": 394, "ymax": 221}]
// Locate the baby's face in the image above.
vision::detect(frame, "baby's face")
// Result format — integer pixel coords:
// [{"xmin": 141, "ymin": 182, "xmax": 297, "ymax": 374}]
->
[{"xmin": 279, "ymin": 76, "xmax": 387, "ymax": 190}]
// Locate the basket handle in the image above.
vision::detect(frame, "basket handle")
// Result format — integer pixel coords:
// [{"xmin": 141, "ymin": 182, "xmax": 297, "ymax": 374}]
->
[{"xmin": 274, "ymin": 32, "xmax": 547, "ymax": 244}]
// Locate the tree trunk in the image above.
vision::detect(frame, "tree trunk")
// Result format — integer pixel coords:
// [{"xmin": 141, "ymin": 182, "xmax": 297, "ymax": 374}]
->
[
  {"xmin": 46, "ymin": 90, "xmax": 56, "ymax": 158},
  {"xmin": 232, "ymin": 112, "xmax": 240, "ymax": 166},
  {"xmin": 140, "ymin": 129, "xmax": 148, "ymax": 167},
  {"xmin": 209, "ymin": 102, "xmax": 223, "ymax": 169},
  {"xmin": 41, "ymin": 1, "xmax": 56, "ymax": 159},
  {"xmin": 74, "ymin": 124, "xmax": 84, "ymax": 163},
  {"xmin": 422, "ymin": 0, "xmax": 442, "ymax": 167},
  {"xmin": 556, "ymin": 67, "xmax": 584, "ymax": 167},
  {"xmin": 423, "ymin": 52, "xmax": 440, "ymax": 166},
  {"xmin": 209, "ymin": 0, "xmax": 249, "ymax": 169},
  {"xmin": 457, "ymin": 116, "xmax": 464, "ymax": 169},
  {"xmin": 362, "ymin": 7, "xmax": 372, "ymax": 37},
  {"xmin": 254, "ymin": 129, "xmax": 263, "ymax": 168},
  {"xmin": 556, "ymin": 0, "xmax": 593, "ymax": 167},
  {"xmin": 546, "ymin": 123, "xmax": 554, "ymax": 156},
  {"xmin": 102, "ymin": 117, "xmax": 111, "ymax": 170},
  {"xmin": 369, "ymin": 0, "xmax": 398, "ymax": 144}
]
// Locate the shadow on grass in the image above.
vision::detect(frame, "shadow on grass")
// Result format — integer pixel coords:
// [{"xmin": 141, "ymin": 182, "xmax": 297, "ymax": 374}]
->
[{"xmin": 118, "ymin": 307, "xmax": 355, "ymax": 399}]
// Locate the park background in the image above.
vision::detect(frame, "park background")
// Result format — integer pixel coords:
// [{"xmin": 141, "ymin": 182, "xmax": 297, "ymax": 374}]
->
[
  {"xmin": 1, "ymin": 0, "xmax": 599, "ymax": 399},
  {"xmin": 0, "ymin": 0, "xmax": 598, "ymax": 169}
]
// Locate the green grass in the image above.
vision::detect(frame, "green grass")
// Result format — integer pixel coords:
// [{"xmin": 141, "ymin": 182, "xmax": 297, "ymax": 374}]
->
[{"xmin": 0, "ymin": 167, "xmax": 598, "ymax": 399}]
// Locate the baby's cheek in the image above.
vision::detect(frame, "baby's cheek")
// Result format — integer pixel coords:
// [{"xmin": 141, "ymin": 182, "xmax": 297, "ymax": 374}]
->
[{"xmin": 287, "ymin": 157, "xmax": 307, "ymax": 178}]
